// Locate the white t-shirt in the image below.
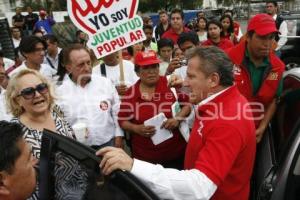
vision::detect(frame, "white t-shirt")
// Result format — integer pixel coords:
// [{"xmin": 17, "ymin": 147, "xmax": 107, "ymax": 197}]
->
[
  {"xmin": 198, "ymin": 32, "xmax": 208, "ymax": 43},
  {"xmin": 159, "ymin": 60, "xmax": 169, "ymax": 76},
  {"xmin": 43, "ymin": 47, "xmax": 62, "ymax": 70},
  {"xmin": 56, "ymin": 74, "xmax": 124, "ymax": 146},
  {"xmin": 8, "ymin": 62, "xmax": 56, "ymax": 82},
  {"xmin": 12, "ymin": 38, "xmax": 21, "ymax": 48},
  {"xmin": 92, "ymin": 60, "xmax": 138, "ymax": 87},
  {"xmin": 273, "ymin": 14, "xmax": 288, "ymax": 51},
  {"xmin": 0, "ymin": 88, "xmax": 12, "ymax": 121},
  {"xmin": 3, "ymin": 57, "xmax": 15, "ymax": 71}
]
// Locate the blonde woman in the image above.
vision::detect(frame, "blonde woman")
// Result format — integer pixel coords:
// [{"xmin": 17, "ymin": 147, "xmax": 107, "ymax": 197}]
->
[{"xmin": 5, "ymin": 69, "xmax": 87, "ymax": 200}]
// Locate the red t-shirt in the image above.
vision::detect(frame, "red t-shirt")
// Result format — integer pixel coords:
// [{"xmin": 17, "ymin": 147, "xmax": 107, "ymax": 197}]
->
[
  {"xmin": 118, "ymin": 76, "xmax": 188, "ymax": 163},
  {"xmin": 202, "ymin": 38, "xmax": 234, "ymax": 51},
  {"xmin": 161, "ymin": 27, "xmax": 190, "ymax": 45},
  {"xmin": 184, "ymin": 86, "xmax": 256, "ymax": 200}
]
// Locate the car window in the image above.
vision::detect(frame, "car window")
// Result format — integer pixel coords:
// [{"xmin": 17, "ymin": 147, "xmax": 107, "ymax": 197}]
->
[
  {"xmin": 271, "ymin": 72, "xmax": 300, "ymax": 159},
  {"xmin": 39, "ymin": 130, "xmax": 160, "ymax": 200},
  {"xmin": 286, "ymin": 19, "xmax": 298, "ymax": 36}
]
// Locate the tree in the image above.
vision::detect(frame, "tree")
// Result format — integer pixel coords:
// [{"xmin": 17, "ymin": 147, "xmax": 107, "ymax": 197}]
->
[
  {"xmin": 21, "ymin": 0, "xmax": 44, "ymax": 10},
  {"xmin": 138, "ymin": 0, "xmax": 203, "ymax": 12}
]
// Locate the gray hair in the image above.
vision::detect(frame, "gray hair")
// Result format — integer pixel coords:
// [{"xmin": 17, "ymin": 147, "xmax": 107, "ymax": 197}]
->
[{"xmin": 186, "ymin": 46, "xmax": 234, "ymax": 87}]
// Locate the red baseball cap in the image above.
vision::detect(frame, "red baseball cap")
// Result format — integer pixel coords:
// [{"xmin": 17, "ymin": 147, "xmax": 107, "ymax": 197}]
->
[
  {"xmin": 39, "ymin": 9, "xmax": 46, "ymax": 16},
  {"xmin": 247, "ymin": 13, "xmax": 278, "ymax": 36},
  {"xmin": 134, "ymin": 50, "xmax": 160, "ymax": 67}
]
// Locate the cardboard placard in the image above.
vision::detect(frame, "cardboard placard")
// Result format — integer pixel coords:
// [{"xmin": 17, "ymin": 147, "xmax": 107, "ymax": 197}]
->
[{"xmin": 68, "ymin": 0, "xmax": 146, "ymax": 59}]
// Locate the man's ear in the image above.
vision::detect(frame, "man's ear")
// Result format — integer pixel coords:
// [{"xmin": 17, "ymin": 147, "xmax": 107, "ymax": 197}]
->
[
  {"xmin": 0, "ymin": 172, "xmax": 10, "ymax": 196},
  {"xmin": 209, "ymin": 72, "xmax": 220, "ymax": 88},
  {"xmin": 65, "ymin": 64, "xmax": 72, "ymax": 74}
]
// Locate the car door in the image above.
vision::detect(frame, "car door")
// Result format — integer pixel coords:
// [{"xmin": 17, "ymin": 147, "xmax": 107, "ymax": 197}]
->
[
  {"xmin": 253, "ymin": 68, "xmax": 300, "ymax": 200},
  {"xmin": 39, "ymin": 129, "xmax": 161, "ymax": 200}
]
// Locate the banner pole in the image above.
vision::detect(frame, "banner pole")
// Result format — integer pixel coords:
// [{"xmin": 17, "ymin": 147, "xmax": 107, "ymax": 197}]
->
[{"xmin": 119, "ymin": 50, "xmax": 125, "ymax": 84}]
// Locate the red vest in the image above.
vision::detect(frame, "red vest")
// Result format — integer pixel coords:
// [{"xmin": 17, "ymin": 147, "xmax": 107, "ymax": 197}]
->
[{"xmin": 226, "ymin": 41, "xmax": 285, "ymax": 126}]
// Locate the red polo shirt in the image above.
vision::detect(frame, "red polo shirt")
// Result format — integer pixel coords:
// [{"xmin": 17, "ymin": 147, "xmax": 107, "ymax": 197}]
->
[
  {"xmin": 202, "ymin": 38, "xmax": 234, "ymax": 51},
  {"xmin": 118, "ymin": 76, "xmax": 188, "ymax": 163},
  {"xmin": 161, "ymin": 27, "xmax": 191, "ymax": 44},
  {"xmin": 185, "ymin": 86, "xmax": 256, "ymax": 200}
]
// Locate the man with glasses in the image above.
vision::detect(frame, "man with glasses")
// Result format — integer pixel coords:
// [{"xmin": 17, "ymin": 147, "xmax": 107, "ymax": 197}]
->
[
  {"xmin": 226, "ymin": 13, "xmax": 285, "ymax": 143},
  {"xmin": 8, "ymin": 36, "xmax": 56, "ymax": 81}
]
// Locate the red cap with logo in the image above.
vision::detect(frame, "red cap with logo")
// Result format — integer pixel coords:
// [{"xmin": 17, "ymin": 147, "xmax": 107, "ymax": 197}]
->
[
  {"xmin": 134, "ymin": 50, "xmax": 161, "ymax": 67},
  {"xmin": 247, "ymin": 13, "xmax": 278, "ymax": 36}
]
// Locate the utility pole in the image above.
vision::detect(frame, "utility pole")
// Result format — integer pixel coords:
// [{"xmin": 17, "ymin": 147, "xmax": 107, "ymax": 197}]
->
[{"xmin": 247, "ymin": 0, "xmax": 251, "ymax": 19}]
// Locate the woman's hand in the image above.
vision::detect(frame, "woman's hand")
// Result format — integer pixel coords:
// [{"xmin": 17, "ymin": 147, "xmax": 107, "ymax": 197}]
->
[
  {"xmin": 168, "ymin": 74, "xmax": 184, "ymax": 88},
  {"xmin": 161, "ymin": 118, "xmax": 180, "ymax": 130},
  {"xmin": 133, "ymin": 124, "xmax": 156, "ymax": 137},
  {"xmin": 166, "ymin": 58, "xmax": 181, "ymax": 74}
]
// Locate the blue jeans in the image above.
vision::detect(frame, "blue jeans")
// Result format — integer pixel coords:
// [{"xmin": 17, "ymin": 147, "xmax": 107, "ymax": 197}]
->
[{"xmin": 90, "ymin": 138, "xmax": 114, "ymax": 151}]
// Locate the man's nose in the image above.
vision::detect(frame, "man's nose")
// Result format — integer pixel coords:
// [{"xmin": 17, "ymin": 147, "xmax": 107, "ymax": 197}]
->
[{"xmin": 83, "ymin": 63, "xmax": 91, "ymax": 71}]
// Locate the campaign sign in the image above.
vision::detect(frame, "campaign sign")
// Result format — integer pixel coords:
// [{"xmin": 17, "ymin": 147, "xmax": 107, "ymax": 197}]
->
[{"xmin": 68, "ymin": 0, "xmax": 146, "ymax": 58}]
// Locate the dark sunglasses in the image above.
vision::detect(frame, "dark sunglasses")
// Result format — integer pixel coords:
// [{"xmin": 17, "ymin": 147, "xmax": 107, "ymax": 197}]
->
[{"xmin": 17, "ymin": 83, "xmax": 49, "ymax": 100}]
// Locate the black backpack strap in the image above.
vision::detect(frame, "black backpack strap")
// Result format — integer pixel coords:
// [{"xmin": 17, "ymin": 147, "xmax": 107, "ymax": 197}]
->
[
  {"xmin": 100, "ymin": 63, "xmax": 106, "ymax": 77},
  {"xmin": 275, "ymin": 16, "xmax": 284, "ymax": 41},
  {"xmin": 46, "ymin": 57, "xmax": 56, "ymax": 69}
]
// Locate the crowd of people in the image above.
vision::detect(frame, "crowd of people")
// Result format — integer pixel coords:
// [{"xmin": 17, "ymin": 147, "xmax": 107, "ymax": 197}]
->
[{"xmin": 0, "ymin": 1, "xmax": 288, "ymax": 200}]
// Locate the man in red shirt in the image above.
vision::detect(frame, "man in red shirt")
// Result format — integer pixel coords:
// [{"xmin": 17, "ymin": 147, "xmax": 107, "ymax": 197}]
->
[
  {"xmin": 226, "ymin": 13, "xmax": 285, "ymax": 143},
  {"xmin": 161, "ymin": 8, "xmax": 190, "ymax": 45},
  {"xmin": 97, "ymin": 46, "xmax": 256, "ymax": 200},
  {"xmin": 202, "ymin": 20, "xmax": 234, "ymax": 51}
]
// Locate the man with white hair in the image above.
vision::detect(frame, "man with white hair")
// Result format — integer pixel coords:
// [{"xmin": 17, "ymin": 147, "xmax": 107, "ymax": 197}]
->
[{"xmin": 57, "ymin": 44, "xmax": 124, "ymax": 150}]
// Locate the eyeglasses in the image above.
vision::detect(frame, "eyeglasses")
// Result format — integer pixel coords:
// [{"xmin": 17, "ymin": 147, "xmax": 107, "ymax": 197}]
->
[{"xmin": 17, "ymin": 83, "xmax": 48, "ymax": 100}]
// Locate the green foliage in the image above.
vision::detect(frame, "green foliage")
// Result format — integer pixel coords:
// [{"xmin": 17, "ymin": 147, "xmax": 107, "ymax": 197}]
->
[
  {"xmin": 21, "ymin": 0, "xmax": 45, "ymax": 10},
  {"xmin": 138, "ymin": 0, "xmax": 203, "ymax": 12}
]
